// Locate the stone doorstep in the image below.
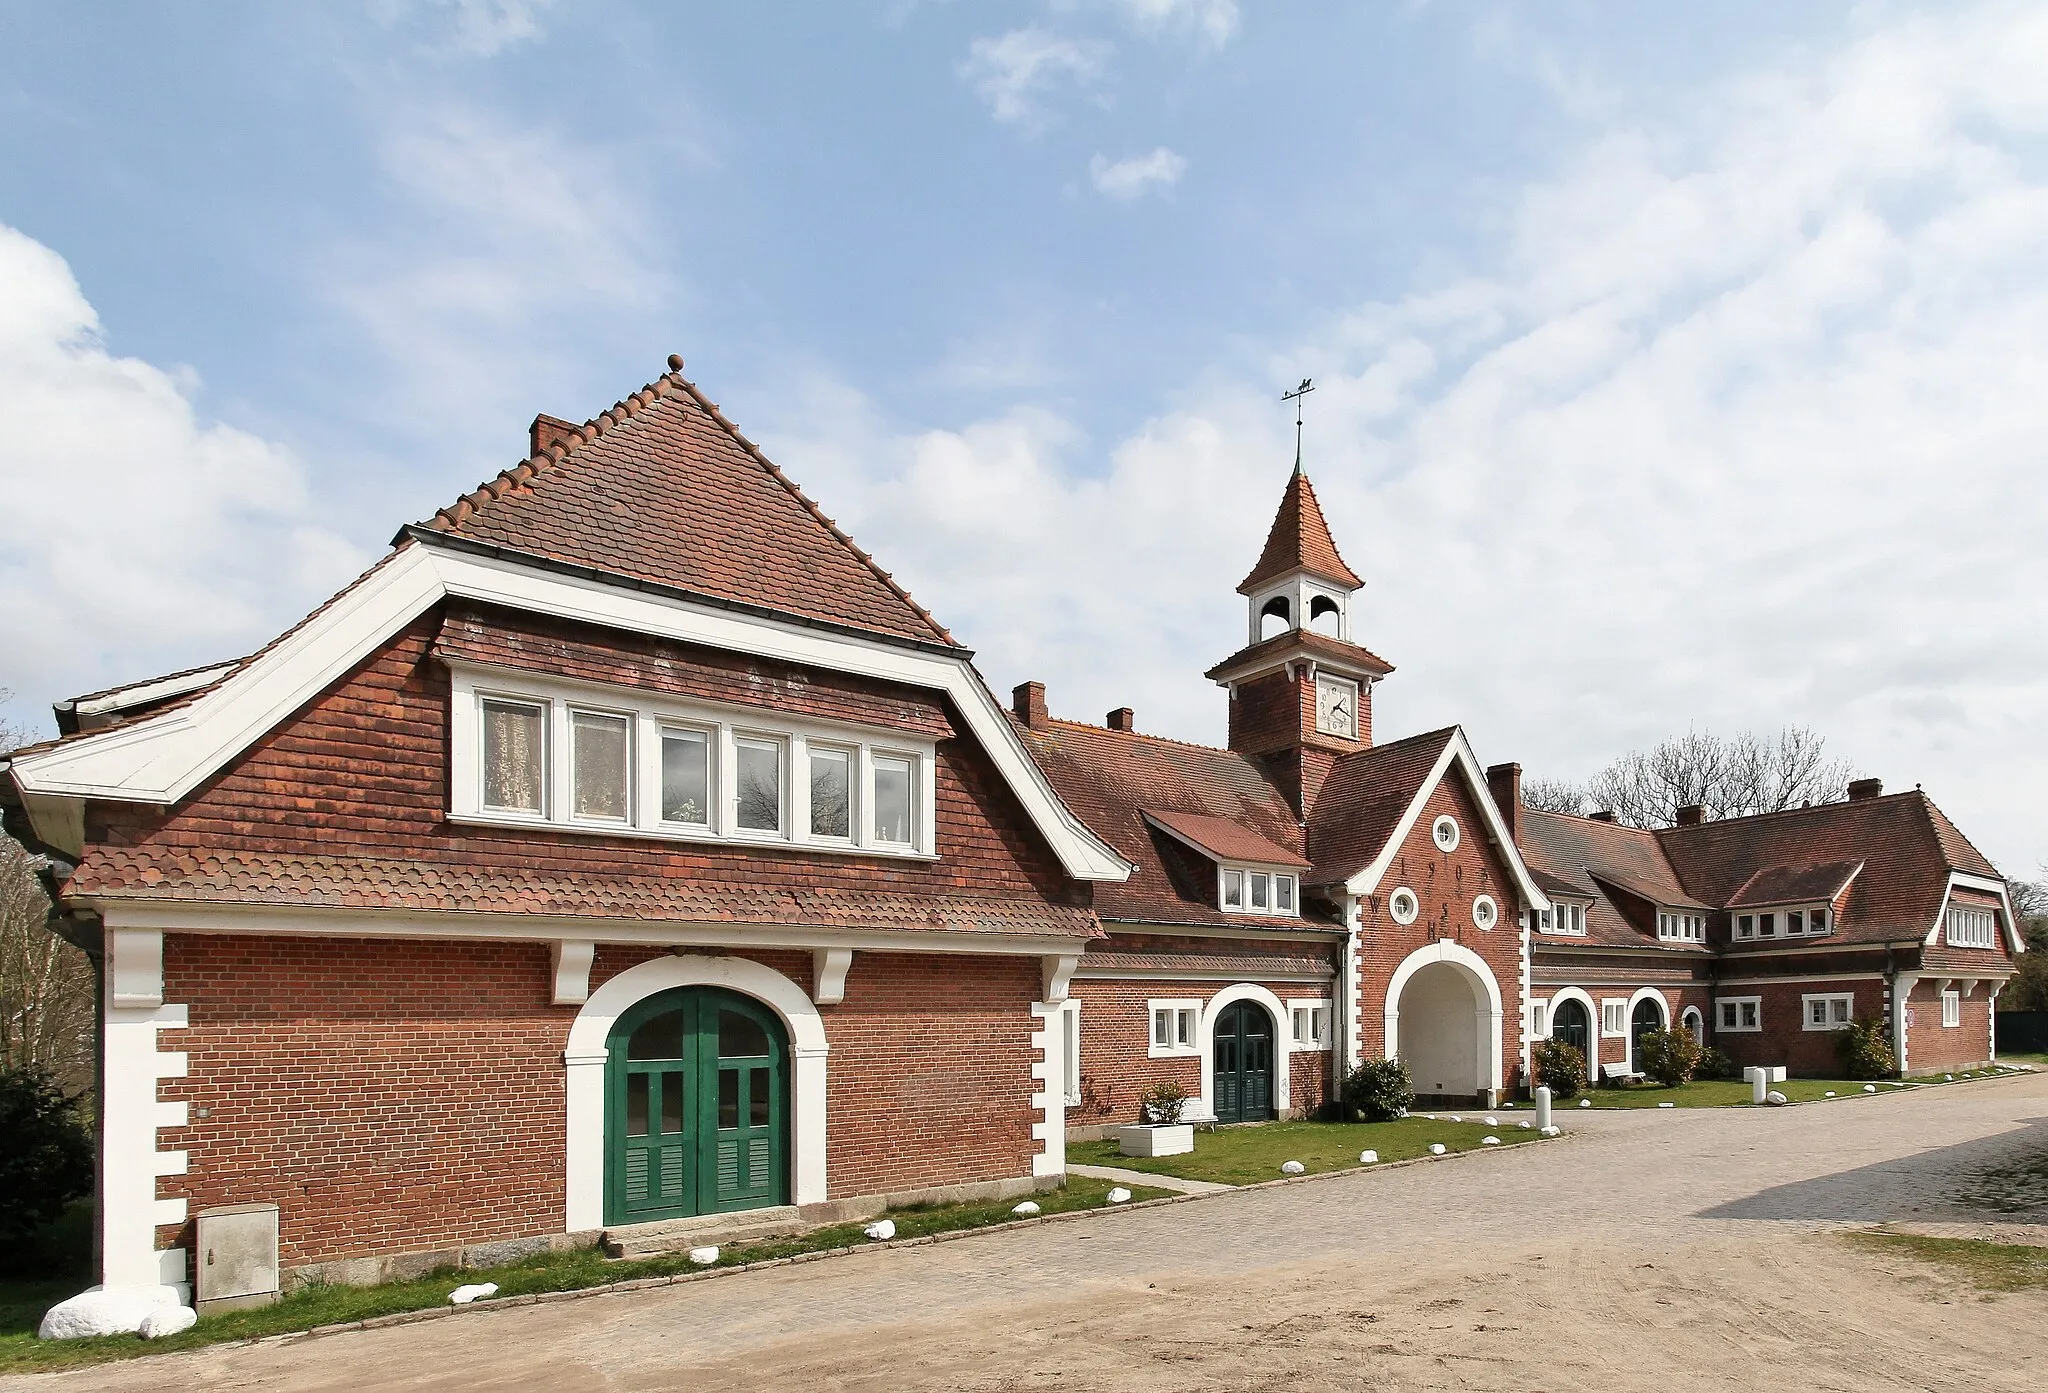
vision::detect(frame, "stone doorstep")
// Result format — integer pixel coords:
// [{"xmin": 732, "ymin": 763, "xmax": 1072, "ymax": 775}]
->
[{"xmin": 602, "ymin": 1207, "xmax": 806, "ymax": 1259}]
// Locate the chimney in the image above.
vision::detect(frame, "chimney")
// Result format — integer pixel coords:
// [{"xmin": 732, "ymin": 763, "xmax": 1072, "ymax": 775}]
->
[
  {"xmin": 530, "ymin": 413, "xmax": 581, "ymax": 457},
  {"xmin": 1485, "ymin": 762, "xmax": 1521, "ymax": 841},
  {"xmin": 1589, "ymin": 810, "xmax": 1616, "ymax": 823},
  {"xmin": 1675, "ymin": 804, "xmax": 1704, "ymax": 826},
  {"xmin": 1012, "ymin": 681, "xmax": 1049, "ymax": 730},
  {"xmin": 1106, "ymin": 707, "xmax": 1135, "ymax": 732},
  {"xmin": 1847, "ymin": 777, "xmax": 1883, "ymax": 801}
]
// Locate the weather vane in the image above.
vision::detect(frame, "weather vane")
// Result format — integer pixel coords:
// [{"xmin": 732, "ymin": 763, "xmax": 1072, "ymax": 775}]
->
[{"xmin": 1282, "ymin": 377, "xmax": 1314, "ymax": 474}]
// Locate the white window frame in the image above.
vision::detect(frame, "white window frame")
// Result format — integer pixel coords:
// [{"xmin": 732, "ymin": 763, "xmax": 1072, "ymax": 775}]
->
[
  {"xmin": 1431, "ymin": 814, "xmax": 1460, "ymax": 852},
  {"xmin": 1388, "ymin": 886, "xmax": 1420, "ymax": 925},
  {"xmin": 1945, "ymin": 905, "xmax": 1997, "ymax": 950},
  {"xmin": 1600, "ymin": 999, "xmax": 1628, "ymax": 1038},
  {"xmin": 1940, "ymin": 989, "xmax": 1961, "ymax": 1028},
  {"xmin": 1218, "ymin": 864, "xmax": 1299, "ymax": 918},
  {"xmin": 656, "ymin": 723, "xmax": 715, "ymax": 829},
  {"xmin": 1530, "ymin": 999, "xmax": 1549, "ymax": 1037},
  {"xmin": 447, "ymin": 661, "xmax": 939, "ymax": 859},
  {"xmin": 1288, "ymin": 999, "xmax": 1332, "ymax": 1052},
  {"xmin": 1658, "ymin": 910, "xmax": 1707, "ymax": 943},
  {"xmin": 1472, "ymin": 894, "xmax": 1498, "ymax": 931},
  {"xmin": 803, "ymin": 740, "xmax": 858, "ymax": 844},
  {"xmin": 1716, "ymin": 996, "xmax": 1762, "ymax": 1033},
  {"xmin": 1059, "ymin": 1000, "xmax": 1083, "ymax": 1106},
  {"xmin": 1148, "ymin": 999, "xmax": 1201, "ymax": 1058},
  {"xmin": 730, "ymin": 731, "xmax": 788, "ymax": 838},
  {"xmin": 1801, "ymin": 992, "xmax": 1855, "ymax": 1032},
  {"xmin": 1540, "ymin": 901, "xmax": 1587, "ymax": 936}
]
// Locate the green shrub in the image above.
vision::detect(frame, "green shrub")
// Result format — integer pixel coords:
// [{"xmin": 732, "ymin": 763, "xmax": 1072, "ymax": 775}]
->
[
  {"xmin": 1635, "ymin": 1027, "xmax": 1703, "ymax": 1087},
  {"xmin": 1139, "ymin": 1080, "xmax": 1189, "ymax": 1124},
  {"xmin": 1836, "ymin": 1016, "xmax": 1897, "ymax": 1080},
  {"xmin": 1341, "ymin": 1056, "xmax": 1414, "ymax": 1122},
  {"xmin": 0, "ymin": 1070, "xmax": 93, "ymax": 1253},
  {"xmin": 1530, "ymin": 1038, "xmax": 1585, "ymax": 1099},
  {"xmin": 1696, "ymin": 1045, "xmax": 1739, "ymax": 1081}
]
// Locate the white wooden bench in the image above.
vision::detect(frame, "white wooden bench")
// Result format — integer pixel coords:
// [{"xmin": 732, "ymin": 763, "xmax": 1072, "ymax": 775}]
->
[{"xmin": 1601, "ymin": 1062, "xmax": 1643, "ymax": 1084}]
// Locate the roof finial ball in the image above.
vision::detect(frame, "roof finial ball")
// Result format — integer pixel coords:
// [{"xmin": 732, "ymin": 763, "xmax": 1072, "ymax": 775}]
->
[{"xmin": 667, "ymin": 353, "xmax": 685, "ymax": 372}]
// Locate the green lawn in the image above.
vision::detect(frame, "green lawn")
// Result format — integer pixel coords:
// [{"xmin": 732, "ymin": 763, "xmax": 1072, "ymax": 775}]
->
[
  {"xmin": 1561, "ymin": 1064, "xmax": 2029, "ymax": 1109},
  {"xmin": 0, "ymin": 1176, "xmax": 1171, "ymax": 1376},
  {"xmin": 1069, "ymin": 1115, "xmax": 1544, "ymax": 1187},
  {"xmin": 1844, "ymin": 1232, "xmax": 2048, "ymax": 1292}
]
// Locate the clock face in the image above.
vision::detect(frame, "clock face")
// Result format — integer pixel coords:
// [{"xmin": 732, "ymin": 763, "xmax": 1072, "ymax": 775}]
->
[{"xmin": 1315, "ymin": 676, "xmax": 1357, "ymax": 738}]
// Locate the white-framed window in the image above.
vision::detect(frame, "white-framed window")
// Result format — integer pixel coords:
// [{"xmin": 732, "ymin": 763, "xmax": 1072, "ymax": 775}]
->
[
  {"xmin": 1289, "ymin": 1000, "xmax": 1332, "ymax": 1050},
  {"xmin": 1472, "ymin": 894, "xmax": 1498, "ymax": 931},
  {"xmin": 1946, "ymin": 904, "xmax": 1997, "ymax": 949},
  {"xmin": 1657, "ymin": 911, "xmax": 1706, "ymax": 942},
  {"xmin": 1601, "ymin": 1000, "xmax": 1628, "ymax": 1037},
  {"xmin": 1148, "ymin": 1000, "xmax": 1200, "ymax": 1057},
  {"xmin": 1530, "ymin": 999, "xmax": 1550, "ymax": 1037},
  {"xmin": 1388, "ymin": 886, "xmax": 1420, "ymax": 925},
  {"xmin": 1941, "ymin": 989, "xmax": 1962, "ymax": 1028},
  {"xmin": 1801, "ymin": 993, "xmax": 1854, "ymax": 1031},
  {"xmin": 1431, "ymin": 814, "xmax": 1460, "ymax": 852},
  {"xmin": 1060, "ymin": 1001, "xmax": 1083, "ymax": 1106},
  {"xmin": 449, "ymin": 664, "xmax": 938, "ymax": 858},
  {"xmin": 1716, "ymin": 997, "xmax": 1762, "ymax": 1033},
  {"xmin": 1540, "ymin": 901, "xmax": 1586, "ymax": 936},
  {"xmin": 1736, "ymin": 913, "xmax": 1754, "ymax": 939},
  {"xmin": 1219, "ymin": 866, "xmax": 1298, "ymax": 918}
]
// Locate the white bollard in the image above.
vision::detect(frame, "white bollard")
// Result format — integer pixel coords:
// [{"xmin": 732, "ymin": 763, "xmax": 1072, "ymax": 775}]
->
[
  {"xmin": 1535, "ymin": 1086, "xmax": 1552, "ymax": 1131},
  {"xmin": 1746, "ymin": 1066, "xmax": 1769, "ymax": 1105}
]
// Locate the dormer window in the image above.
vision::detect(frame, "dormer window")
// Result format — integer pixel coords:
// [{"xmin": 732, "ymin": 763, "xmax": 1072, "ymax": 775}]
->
[
  {"xmin": 1538, "ymin": 902, "xmax": 1587, "ymax": 935},
  {"xmin": 1657, "ymin": 911, "xmax": 1706, "ymax": 942},
  {"xmin": 1735, "ymin": 905, "xmax": 1832, "ymax": 941},
  {"xmin": 1222, "ymin": 866, "xmax": 1298, "ymax": 917},
  {"xmin": 1946, "ymin": 905, "xmax": 1997, "ymax": 949}
]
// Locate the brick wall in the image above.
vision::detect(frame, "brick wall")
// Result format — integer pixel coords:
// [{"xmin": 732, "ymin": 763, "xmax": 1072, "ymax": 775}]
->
[
  {"xmin": 1903, "ymin": 978, "xmax": 1997, "ymax": 1073},
  {"xmin": 1708, "ymin": 977, "xmax": 1888, "ymax": 1077},
  {"xmin": 159, "ymin": 934, "xmax": 1046, "ymax": 1269},
  {"xmin": 1354, "ymin": 772, "xmax": 1526, "ymax": 1096}
]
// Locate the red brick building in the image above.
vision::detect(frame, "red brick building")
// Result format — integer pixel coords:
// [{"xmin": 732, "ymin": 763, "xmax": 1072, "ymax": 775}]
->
[{"xmin": 0, "ymin": 357, "xmax": 2023, "ymax": 1302}]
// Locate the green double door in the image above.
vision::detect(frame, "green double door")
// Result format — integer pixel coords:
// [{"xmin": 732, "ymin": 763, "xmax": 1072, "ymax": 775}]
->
[
  {"xmin": 1212, "ymin": 1001, "xmax": 1275, "ymax": 1123},
  {"xmin": 606, "ymin": 987, "xmax": 788, "ymax": 1225}
]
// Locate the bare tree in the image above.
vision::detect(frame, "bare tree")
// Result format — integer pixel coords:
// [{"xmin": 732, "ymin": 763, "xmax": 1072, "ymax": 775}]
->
[
  {"xmin": 1580, "ymin": 725, "xmax": 1860, "ymax": 830},
  {"xmin": 1, "ymin": 691, "xmax": 96, "ymax": 1095},
  {"xmin": 1520, "ymin": 777, "xmax": 1588, "ymax": 816}
]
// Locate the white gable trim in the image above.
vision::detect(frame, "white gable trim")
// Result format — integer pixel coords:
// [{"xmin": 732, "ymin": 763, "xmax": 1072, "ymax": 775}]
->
[
  {"xmin": 1924, "ymin": 872, "xmax": 2025, "ymax": 954},
  {"xmin": 10, "ymin": 544, "xmax": 1131, "ymax": 883},
  {"xmin": 1341, "ymin": 729, "xmax": 1551, "ymax": 912}
]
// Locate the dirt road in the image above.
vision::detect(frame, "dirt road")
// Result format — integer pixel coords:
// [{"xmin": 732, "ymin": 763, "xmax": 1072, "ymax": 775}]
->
[{"xmin": 15, "ymin": 1072, "xmax": 2048, "ymax": 1391}]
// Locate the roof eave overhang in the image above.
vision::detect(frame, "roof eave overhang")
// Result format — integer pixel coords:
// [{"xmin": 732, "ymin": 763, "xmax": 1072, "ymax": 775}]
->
[
  {"xmin": 1205, "ymin": 643, "xmax": 1394, "ymax": 688},
  {"xmin": 1138, "ymin": 811, "xmax": 1311, "ymax": 871}
]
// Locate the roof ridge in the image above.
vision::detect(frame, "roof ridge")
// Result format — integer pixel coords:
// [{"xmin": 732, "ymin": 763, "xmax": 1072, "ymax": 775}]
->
[
  {"xmin": 1909, "ymin": 788, "xmax": 2002, "ymax": 876},
  {"xmin": 419, "ymin": 355, "xmax": 953, "ymax": 646},
  {"xmin": 1654, "ymin": 789, "xmax": 1926, "ymax": 837},
  {"xmin": 1038, "ymin": 715, "xmax": 1252, "ymax": 759}
]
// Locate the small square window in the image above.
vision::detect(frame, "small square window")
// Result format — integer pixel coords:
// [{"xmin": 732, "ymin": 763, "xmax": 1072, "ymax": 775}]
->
[
  {"xmin": 1737, "ymin": 914, "xmax": 1754, "ymax": 938},
  {"xmin": 1831, "ymin": 998, "xmax": 1851, "ymax": 1025},
  {"xmin": 1787, "ymin": 909, "xmax": 1804, "ymax": 935},
  {"xmin": 1177, "ymin": 1008, "xmax": 1196, "ymax": 1046},
  {"xmin": 1741, "ymin": 1001, "xmax": 1758, "ymax": 1029},
  {"xmin": 1809, "ymin": 999, "xmax": 1828, "ymax": 1027},
  {"xmin": 1276, "ymin": 875, "xmax": 1296, "ymax": 913},
  {"xmin": 1152, "ymin": 1008, "xmax": 1172, "ymax": 1048},
  {"xmin": 1811, "ymin": 907, "xmax": 1829, "ymax": 933},
  {"xmin": 1222, "ymin": 869, "xmax": 1244, "ymax": 910},
  {"xmin": 1758, "ymin": 913, "xmax": 1776, "ymax": 936}
]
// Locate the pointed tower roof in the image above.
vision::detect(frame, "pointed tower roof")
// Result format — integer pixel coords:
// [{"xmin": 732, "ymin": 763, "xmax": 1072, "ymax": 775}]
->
[
  {"xmin": 1236, "ymin": 468, "xmax": 1363, "ymax": 595},
  {"xmin": 415, "ymin": 355, "xmax": 955, "ymax": 647}
]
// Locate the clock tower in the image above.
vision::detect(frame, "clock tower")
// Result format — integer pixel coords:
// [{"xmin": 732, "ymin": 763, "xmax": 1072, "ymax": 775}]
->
[{"xmin": 1206, "ymin": 459, "xmax": 1393, "ymax": 816}]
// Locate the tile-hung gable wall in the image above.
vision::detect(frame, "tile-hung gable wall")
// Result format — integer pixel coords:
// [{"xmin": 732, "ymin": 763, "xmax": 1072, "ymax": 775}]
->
[{"xmin": 1353, "ymin": 773, "xmax": 1526, "ymax": 1093}]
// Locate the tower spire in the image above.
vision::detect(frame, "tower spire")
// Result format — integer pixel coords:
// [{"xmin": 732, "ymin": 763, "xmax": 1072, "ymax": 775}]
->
[{"xmin": 1282, "ymin": 378, "xmax": 1314, "ymax": 477}]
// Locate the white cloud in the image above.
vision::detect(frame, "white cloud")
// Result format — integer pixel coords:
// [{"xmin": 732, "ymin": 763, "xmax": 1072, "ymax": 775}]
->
[
  {"xmin": 960, "ymin": 27, "xmax": 1110, "ymax": 131},
  {"xmin": 1105, "ymin": 0, "xmax": 1239, "ymax": 49},
  {"xmin": 768, "ymin": 4, "xmax": 2048, "ymax": 874},
  {"xmin": 0, "ymin": 224, "xmax": 366, "ymax": 727},
  {"xmin": 1089, "ymin": 146, "xmax": 1189, "ymax": 199},
  {"xmin": 368, "ymin": 0, "xmax": 555, "ymax": 57}
]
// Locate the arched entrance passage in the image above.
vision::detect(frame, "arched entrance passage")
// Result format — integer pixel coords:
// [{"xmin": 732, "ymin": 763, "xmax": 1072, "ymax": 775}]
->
[
  {"xmin": 1681, "ymin": 1005, "xmax": 1705, "ymax": 1046},
  {"xmin": 1211, "ymin": 1000, "xmax": 1275, "ymax": 1123},
  {"xmin": 1629, "ymin": 993, "xmax": 1668, "ymax": 1072},
  {"xmin": 606, "ymin": 987, "xmax": 787, "ymax": 1225},
  {"xmin": 1385, "ymin": 941, "xmax": 1504, "ymax": 1105},
  {"xmin": 1551, "ymin": 997, "xmax": 1592, "ymax": 1060}
]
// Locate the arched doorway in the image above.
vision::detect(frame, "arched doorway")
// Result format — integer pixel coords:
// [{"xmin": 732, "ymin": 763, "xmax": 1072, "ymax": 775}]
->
[
  {"xmin": 1630, "ymin": 995, "xmax": 1667, "ymax": 1071},
  {"xmin": 1212, "ymin": 1001, "xmax": 1275, "ymax": 1122},
  {"xmin": 1681, "ymin": 1005, "xmax": 1705, "ymax": 1046},
  {"xmin": 605, "ymin": 986, "xmax": 788, "ymax": 1225},
  {"xmin": 1399, "ymin": 962, "xmax": 1485, "ymax": 1101},
  {"xmin": 1551, "ymin": 997, "xmax": 1592, "ymax": 1061}
]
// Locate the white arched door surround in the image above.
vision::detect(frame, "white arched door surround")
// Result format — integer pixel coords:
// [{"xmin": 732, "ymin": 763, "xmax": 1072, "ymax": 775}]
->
[
  {"xmin": 564, "ymin": 955, "xmax": 829, "ymax": 1231},
  {"xmin": 1385, "ymin": 940, "xmax": 1504, "ymax": 1099},
  {"xmin": 1198, "ymin": 984, "xmax": 1291, "ymax": 1121},
  {"xmin": 1542, "ymin": 986, "xmax": 1599, "ymax": 1083},
  {"xmin": 1681, "ymin": 1004, "xmax": 1705, "ymax": 1045},
  {"xmin": 1625, "ymin": 987, "xmax": 1671, "ymax": 1073}
]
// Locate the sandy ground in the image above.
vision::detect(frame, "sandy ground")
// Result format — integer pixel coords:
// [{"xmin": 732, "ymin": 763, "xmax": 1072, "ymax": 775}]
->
[{"xmin": 13, "ymin": 1071, "xmax": 2047, "ymax": 1392}]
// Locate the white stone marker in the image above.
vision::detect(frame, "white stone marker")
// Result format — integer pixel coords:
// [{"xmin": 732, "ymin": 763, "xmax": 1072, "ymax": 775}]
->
[
  {"xmin": 448, "ymin": 1283, "xmax": 498, "ymax": 1305},
  {"xmin": 1359, "ymin": 1150, "xmax": 1378, "ymax": 1164},
  {"xmin": 1107, "ymin": 1188, "xmax": 1132, "ymax": 1204},
  {"xmin": 688, "ymin": 1246, "xmax": 720, "ymax": 1265},
  {"xmin": 1428, "ymin": 1143, "xmax": 1446, "ymax": 1156},
  {"xmin": 1534, "ymin": 1086, "xmax": 1552, "ymax": 1131},
  {"xmin": 1012, "ymin": 1201, "xmax": 1041, "ymax": 1216},
  {"xmin": 864, "ymin": 1219, "xmax": 897, "ymax": 1240},
  {"xmin": 1281, "ymin": 1160, "xmax": 1306, "ymax": 1174}
]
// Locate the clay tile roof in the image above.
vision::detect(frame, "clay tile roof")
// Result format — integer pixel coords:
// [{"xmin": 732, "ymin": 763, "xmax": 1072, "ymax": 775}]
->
[
  {"xmin": 1078, "ymin": 950, "xmax": 1336, "ymax": 979},
  {"xmin": 1303, "ymin": 727, "xmax": 1458, "ymax": 887},
  {"xmin": 1143, "ymin": 810, "xmax": 1312, "ymax": 869},
  {"xmin": 1237, "ymin": 468, "xmax": 1363, "ymax": 594},
  {"xmin": 1202, "ymin": 627, "xmax": 1396, "ymax": 684},
  {"xmin": 1517, "ymin": 809, "xmax": 1707, "ymax": 948},
  {"xmin": 1726, "ymin": 860, "xmax": 1865, "ymax": 908},
  {"xmin": 1017, "ymin": 719, "xmax": 1326, "ymax": 929},
  {"xmin": 418, "ymin": 357, "xmax": 954, "ymax": 647}
]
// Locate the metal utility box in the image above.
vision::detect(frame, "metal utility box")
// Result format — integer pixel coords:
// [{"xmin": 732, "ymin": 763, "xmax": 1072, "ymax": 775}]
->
[{"xmin": 195, "ymin": 1203, "xmax": 281, "ymax": 1313}]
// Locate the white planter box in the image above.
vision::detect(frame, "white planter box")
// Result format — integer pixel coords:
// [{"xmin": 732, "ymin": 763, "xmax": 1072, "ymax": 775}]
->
[{"xmin": 1118, "ymin": 1123, "xmax": 1194, "ymax": 1158}]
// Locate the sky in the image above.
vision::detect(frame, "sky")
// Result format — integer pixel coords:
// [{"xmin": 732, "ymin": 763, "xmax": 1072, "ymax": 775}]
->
[{"xmin": 0, "ymin": 1, "xmax": 2044, "ymax": 877}]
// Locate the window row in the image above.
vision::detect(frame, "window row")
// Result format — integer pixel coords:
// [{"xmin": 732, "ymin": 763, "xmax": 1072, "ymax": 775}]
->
[
  {"xmin": 1716, "ymin": 997, "xmax": 1761, "ymax": 1033},
  {"xmin": 454, "ymin": 671, "xmax": 935, "ymax": 857},
  {"xmin": 1220, "ymin": 867, "xmax": 1298, "ymax": 916},
  {"xmin": 1802, "ymin": 993, "xmax": 1854, "ymax": 1031},
  {"xmin": 1733, "ymin": 905, "xmax": 1831, "ymax": 940},
  {"xmin": 1533, "ymin": 902, "xmax": 1587, "ymax": 935},
  {"xmin": 1146, "ymin": 998, "xmax": 1333, "ymax": 1058},
  {"xmin": 1658, "ymin": 911, "xmax": 1706, "ymax": 942},
  {"xmin": 1945, "ymin": 905, "xmax": 1998, "ymax": 949}
]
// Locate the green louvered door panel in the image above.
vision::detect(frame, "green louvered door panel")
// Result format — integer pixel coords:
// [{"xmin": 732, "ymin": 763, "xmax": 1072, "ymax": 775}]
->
[{"xmin": 606, "ymin": 988, "xmax": 789, "ymax": 1226}]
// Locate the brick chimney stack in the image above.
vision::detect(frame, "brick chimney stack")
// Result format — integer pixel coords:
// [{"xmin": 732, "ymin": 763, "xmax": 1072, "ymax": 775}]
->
[
  {"xmin": 1012, "ymin": 681, "xmax": 1049, "ymax": 730},
  {"xmin": 1847, "ymin": 777, "xmax": 1883, "ymax": 801},
  {"xmin": 530, "ymin": 413, "xmax": 581, "ymax": 457},
  {"xmin": 1675, "ymin": 804, "xmax": 1704, "ymax": 826},
  {"xmin": 1589, "ymin": 810, "xmax": 1616, "ymax": 823},
  {"xmin": 1485, "ymin": 762, "xmax": 1521, "ymax": 841},
  {"xmin": 1106, "ymin": 707, "xmax": 1135, "ymax": 732}
]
